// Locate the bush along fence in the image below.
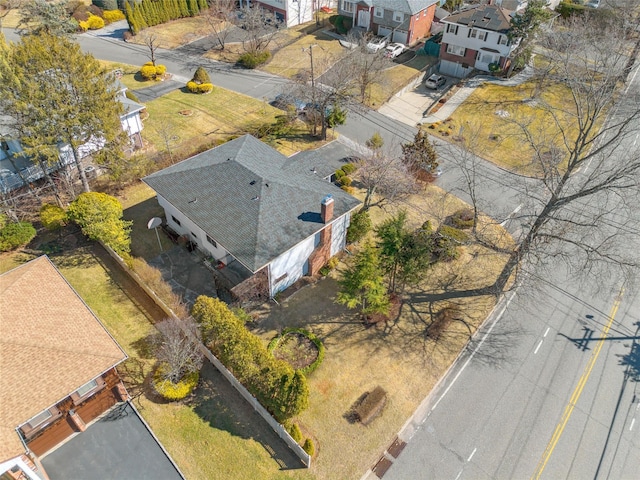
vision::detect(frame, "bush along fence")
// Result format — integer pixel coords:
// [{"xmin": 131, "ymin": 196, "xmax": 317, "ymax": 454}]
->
[{"xmin": 98, "ymin": 241, "xmax": 312, "ymax": 468}]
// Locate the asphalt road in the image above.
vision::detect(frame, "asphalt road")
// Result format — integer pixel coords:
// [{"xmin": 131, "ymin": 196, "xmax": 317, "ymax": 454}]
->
[{"xmin": 382, "ymin": 65, "xmax": 640, "ymax": 480}]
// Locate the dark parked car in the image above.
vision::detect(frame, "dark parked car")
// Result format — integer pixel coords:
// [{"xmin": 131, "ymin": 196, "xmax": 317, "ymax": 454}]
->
[{"xmin": 425, "ymin": 74, "xmax": 446, "ymax": 89}]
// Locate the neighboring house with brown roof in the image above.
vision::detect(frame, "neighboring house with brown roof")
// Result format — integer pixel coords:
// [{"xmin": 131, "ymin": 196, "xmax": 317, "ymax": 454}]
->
[{"xmin": 0, "ymin": 256, "xmax": 128, "ymax": 480}]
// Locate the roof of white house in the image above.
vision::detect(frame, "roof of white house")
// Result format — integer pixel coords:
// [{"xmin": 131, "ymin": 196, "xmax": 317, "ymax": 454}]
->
[
  {"xmin": 443, "ymin": 4, "xmax": 512, "ymax": 32},
  {"xmin": 143, "ymin": 135, "xmax": 361, "ymax": 272}
]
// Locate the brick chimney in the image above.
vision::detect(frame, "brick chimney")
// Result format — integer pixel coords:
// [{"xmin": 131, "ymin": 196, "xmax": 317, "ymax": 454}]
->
[{"xmin": 321, "ymin": 195, "xmax": 334, "ymax": 223}]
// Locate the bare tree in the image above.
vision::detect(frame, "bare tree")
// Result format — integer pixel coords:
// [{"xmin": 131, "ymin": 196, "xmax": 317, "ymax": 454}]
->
[
  {"xmin": 358, "ymin": 141, "xmax": 419, "ymax": 211},
  {"xmin": 342, "ymin": 32, "xmax": 392, "ymax": 103},
  {"xmin": 202, "ymin": 0, "xmax": 235, "ymax": 51},
  {"xmin": 154, "ymin": 120, "xmax": 180, "ymax": 164},
  {"xmin": 140, "ymin": 31, "xmax": 161, "ymax": 66},
  {"xmin": 236, "ymin": 5, "xmax": 279, "ymax": 55},
  {"xmin": 475, "ymin": 15, "xmax": 640, "ymax": 295},
  {"xmin": 154, "ymin": 317, "xmax": 204, "ymax": 384}
]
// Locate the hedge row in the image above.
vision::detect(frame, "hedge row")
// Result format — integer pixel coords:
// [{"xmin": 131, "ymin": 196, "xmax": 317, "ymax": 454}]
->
[
  {"xmin": 125, "ymin": 0, "xmax": 210, "ymax": 35},
  {"xmin": 192, "ymin": 296, "xmax": 309, "ymax": 421}
]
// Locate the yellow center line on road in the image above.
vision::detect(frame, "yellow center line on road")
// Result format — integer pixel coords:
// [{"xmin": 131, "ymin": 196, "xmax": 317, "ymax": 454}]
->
[{"xmin": 531, "ymin": 287, "xmax": 625, "ymax": 480}]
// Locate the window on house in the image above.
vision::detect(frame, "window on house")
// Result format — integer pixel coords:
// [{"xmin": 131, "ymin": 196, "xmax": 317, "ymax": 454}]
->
[
  {"xmin": 27, "ymin": 409, "xmax": 53, "ymax": 430},
  {"xmin": 76, "ymin": 379, "xmax": 99, "ymax": 398},
  {"xmin": 393, "ymin": 11, "xmax": 403, "ymax": 22},
  {"xmin": 469, "ymin": 28, "xmax": 477, "ymax": 38},
  {"xmin": 446, "ymin": 44, "xmax": 466, "ymax": 56},
  {"xmin": 374, "ymin": 7, "xmax": 383, "ymax": 17},
  {"xmin": 446, "ymin": 23, "xmax": 459, "ymax": 35},
  {"xmin": 499, "ymin": 35, "xmax": 508, "ymax": 45},
  {"xmin": 171, "ymin": 215, "xmax": 181, "ymax": 226},
  {"xmin": 342, "ymin": 0, "xmax": 354, "ymax": 13},
  {"xmin": 479, "ymin": 31, "xmax": 487, "ymax": 41},
  {"xmin": 206, "ymin": 235, "xmax": 217, "ymax": 248}
]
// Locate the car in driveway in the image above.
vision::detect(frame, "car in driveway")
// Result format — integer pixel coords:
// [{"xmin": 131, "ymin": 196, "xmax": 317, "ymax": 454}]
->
[
  {"xmin": 366, "ymin": 36, "xmax": 388, "ymax": 53},
  {"xmin": 384, "ymin": 43, "xmax": 407, "ymax": 59},
  {"xmin": 272, "ymin": 93, "xmax": 307, "ymax": 113},
  {"xmin": 425, "ymin": 74, "xmax": 446, "ymax": 90}
]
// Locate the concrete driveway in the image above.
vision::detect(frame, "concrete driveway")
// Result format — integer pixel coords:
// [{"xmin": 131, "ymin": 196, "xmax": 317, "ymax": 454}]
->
[
  {"xmin": 378, "ymin": 76, "xmax": 453, "ymax": 126},
  {"xmin": 41, "ymin": 402, "xmax": 183, "ymax": 480}
]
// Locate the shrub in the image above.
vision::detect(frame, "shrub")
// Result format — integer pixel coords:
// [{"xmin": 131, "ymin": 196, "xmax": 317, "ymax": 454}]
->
[
  {"xmin": 303, "ymin": 438, "xmax": 315, "ymax": 456},
  {"xmin": 125, "ymin": 89, "xmax": 140, "ymax": 103},
  {"xmin": 556, "ymin": 1, "xmax": 586, "ymax": 18},
  {"xmin": 450, "ymin": 208, "xmax": 474, "ymax": 230},
  {"xmin": 355, "ymin": 386, "xmax": 387, "ymax": 425},
  {"xmin": 40, "ymin": 204, "xmax": 67, "ymax": 231},
  {"xmin": 346, "ymin": 209, "xmax": 372, "ymax": 244},
  {"xmin": 192, "ymin": 296, "xmax": 309, "ymax": 421},
  {"xmin": 0, "ymin": 214, "xmax": 7, "ymax": 230},
  {"xmin": 78, "ymin": 20, "xmax": 89, "ymax": 31},
  {"xmin": 155, "ymin": 64, "xmax": 166, "ymax": 77},
  {"xmin": 339, "ymin": 175, "xmax": 352, "ymax": 187},
  {"xmin": 186, "ymin": 81, "xmax": 198, "ymax": 93},
  {"xmin": 72, "ymin": 6, "xmax": 90, "ymax": 22},
  {"xmin": 192, "ymin": 66, "xmax": 211, "ymax": 84},
  {"xmin": 288, "ymin": 422, "xmax": 303, "ymax": 443},
  {"xmin": 268, "ymin": 328, "xmax": 325, "ymax": 375},
  {"xmin": 0, "ymin": 222, "xmax": 37, "ymax": 251},
  {"xmin": 341, "ymin": 185, "xmax": 355, "ymax": 194},
  {"xmin": 334, "ymin": 168, "xmax": 345, "ymax": 180},
  {"xmin": 238, "ymin": 51, "xmax": 271, "ymax": 69},
  {"xmin": 152, "ymin": 363, "xmax": 199, "ymax": 401},
  {"xmin": 140, "ymin": 64, "xmax": 157, "ymax": 80},
  {"xmin": 198, "ymin": 83, "xmax": 213, "ymax": 94},
  {"xmin": 438, "ymin": 225, "xmax": 469, "ymax": 244},
  {"xmin": 87, "ymin": 4, "xmax": 104, "ymax": 17},
  {"xmin": 103, "ymin": 9, "xmax": 125, "ymax": 23},
  {"xmin": 341, "ymin": 163, "xmax": 356, "ymax": 175},
  {"xmin": 427, "ymin": 306, "xmax": 462, "ymax": 340},
  {"xmin": 86, "ymin": 14, "xmax": 105, "ymax": 30}
]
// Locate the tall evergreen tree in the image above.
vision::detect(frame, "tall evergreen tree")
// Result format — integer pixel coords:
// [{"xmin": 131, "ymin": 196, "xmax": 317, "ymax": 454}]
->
[
  {"xmin": 0, "ymin": 34, "xmax": 128, "ymax": 195},
  {"xmin": 402, "ymin": 129, "xmax": 438, "ymax": 173}
]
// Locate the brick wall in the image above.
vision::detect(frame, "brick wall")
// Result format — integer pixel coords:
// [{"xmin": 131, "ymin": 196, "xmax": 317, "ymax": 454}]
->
[
  {"xmin": 231, "ymin": 266, "xmax": 270, "ymax": 304},
  {"xmin": 409, "ymin": 5, "xmax": 436, "ymax": 44},
  {"xmin": 308, "ymin": 225, "xmax": 332, "ymax": 276}
]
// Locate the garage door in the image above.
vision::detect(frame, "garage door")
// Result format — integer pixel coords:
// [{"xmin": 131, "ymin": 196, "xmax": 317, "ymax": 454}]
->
[
  {"xmin": 439, "ymin": 60, "xmax": 473, "ymax": 78},
  {"xmin": 378, "ymin": 26, "xmax": 392, "ymax": 39},
  {"xmin": 393, "ymin": 29, "xmax": 408, "ymax": 44}
]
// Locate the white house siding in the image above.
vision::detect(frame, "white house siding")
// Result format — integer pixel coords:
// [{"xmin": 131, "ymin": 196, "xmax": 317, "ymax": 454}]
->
[
  {"xmin": 330, "ymin": 212, "xmax": 350, "ymax": 257},
  {"xmin": 269, "ymin": 234, "xmax": 316, "ymax": 295},
  {"xmin": 439, "ymin": 59, "xmax": 473, "ymax": 77},
  {"xmin": 156, "ymin": 195, "xmax": 232, "ymax": 264},
  {"xmin": 121, "ymin": 112, "xmax": 143, "ymax": 136},
  {"xmin": 256, "ymin": 0, "xmax": 314, "ymax": 26}
]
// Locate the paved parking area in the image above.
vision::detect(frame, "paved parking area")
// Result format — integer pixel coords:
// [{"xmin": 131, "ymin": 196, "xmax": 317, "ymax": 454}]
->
[
  {"xmin": 41, "ymin": 402, "xmax": 183, "ymax": 480},
  {"xmin": 378, "ymin": 77, "xmax": 452, "ymax": 126}
]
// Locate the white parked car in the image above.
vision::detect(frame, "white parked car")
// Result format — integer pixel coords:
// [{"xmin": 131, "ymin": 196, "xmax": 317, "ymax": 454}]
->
[
  {"xmin": 425, "ymin": 74, "xmax": 446, "ymax": 90},
  {"xmin": 366, "ymin": 37, "xmax": 388, "ymax": 53},
  {"xmin": 384, "ymin": 43, "xmax": 407, "ymax": 58}
]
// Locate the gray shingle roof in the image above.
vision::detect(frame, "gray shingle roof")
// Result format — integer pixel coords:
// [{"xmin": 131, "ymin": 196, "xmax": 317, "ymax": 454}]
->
[
  {"xmin": 285, "ymin": 140, "xmax": 360, "ymax": 179},
  {"xmin": 367, "ymin": 0, "xmax": 438, "ymax": 16},
  {"xmin": 143, "ymin": 136, "xmax": 361, "ymax": 272},
  {"xmin": 444, "ymin": 4, "xmax": 512, "ymax": 33}
]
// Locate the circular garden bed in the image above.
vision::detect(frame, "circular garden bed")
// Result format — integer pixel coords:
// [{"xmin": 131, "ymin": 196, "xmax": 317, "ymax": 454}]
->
[{"xmin": 268, "ymin": 328, "xmax": 325, "ymax": 375}]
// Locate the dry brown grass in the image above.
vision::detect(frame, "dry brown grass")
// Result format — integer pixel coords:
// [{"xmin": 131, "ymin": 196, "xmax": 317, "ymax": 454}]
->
[
  {"xmin": 253, "ymin": 184, "xmax": 513, "ymax": 480},
  {"xmin": 128, "ymin": 16, "xmax": 212, "ymax": 49}
]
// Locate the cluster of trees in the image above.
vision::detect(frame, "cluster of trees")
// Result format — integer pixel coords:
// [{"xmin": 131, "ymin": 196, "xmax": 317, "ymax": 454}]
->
[
  {"xmin": 0, "ymin": 214, "xmax": 36, "ymax": 252},
  {"xmin": 192, "ymin": 296, "xmax": 309, "ymax": 421},
  {"xmin": 125, "ymin": 0, "xmax": 210, "ymax": 34}
]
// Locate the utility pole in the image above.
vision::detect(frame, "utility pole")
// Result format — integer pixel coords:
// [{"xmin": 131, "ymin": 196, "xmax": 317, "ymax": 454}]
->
[{"xmin": 303, "ymin": 44, "xmax": 318, "ymax": 135}]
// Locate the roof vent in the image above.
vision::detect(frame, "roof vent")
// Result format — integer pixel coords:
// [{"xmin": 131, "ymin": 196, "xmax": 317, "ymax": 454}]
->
[
  {"xmin": 252, "ymin": 196, "xmax": 260, "ymax": 201},
  {"xmin": 250, "ymin": 180, "xmax": 256, "ymax": 185}
]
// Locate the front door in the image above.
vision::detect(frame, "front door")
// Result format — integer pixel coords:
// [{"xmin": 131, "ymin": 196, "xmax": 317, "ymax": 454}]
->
[{"xmin": 357, "ymin": 9, "xmax": 370, "ymax": 30}]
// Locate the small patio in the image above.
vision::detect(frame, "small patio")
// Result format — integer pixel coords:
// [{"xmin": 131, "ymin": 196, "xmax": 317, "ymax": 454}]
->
[{"xmin": 40, "ymin": 402, "xmax": 184, "ymax": 480}]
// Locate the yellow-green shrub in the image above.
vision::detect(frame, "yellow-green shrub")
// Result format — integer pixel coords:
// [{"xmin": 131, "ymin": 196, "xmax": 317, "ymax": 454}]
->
[
  {"xmin": 140, "ymin": 64, "xmax": 157, "ymax": 80},
  {"xmin": 152, "ymin": 363, "xmax": 199, "ymax": 401},
  {"xmin": 303, "ymin": 438, "xmax": 315, "ymax": 456},
  {"xmin": 40, "ymin": 204, "xmax": 67, "ymax": 231},
  {"xmin": 78, "ymin": 20, "xmax": 89, "ymax": 31},
  {"xmin": 103, "ymin": 9, "xmax": 125, "ymax": 23},
  {"xmin": 187, "ymin": 81, "xmax": 214, "ymax": 94},
  {"xmin": 86, "ymin": 14, "xmax": 105, "ymax": 30},
  {"xmin": 155, "ymin": 64, "xmax": 166, "ymax": 77}
]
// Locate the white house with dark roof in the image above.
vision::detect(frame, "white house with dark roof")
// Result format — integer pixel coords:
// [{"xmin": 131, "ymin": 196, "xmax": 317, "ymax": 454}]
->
[
  {"xmin": 439, "ymin": 4, "xmax": 519, "ymax": 77},
  {"xmin": 338, "ymin": 0, "xmax": 439, "ymax": 45},
  {"xmin": 143, "ymin": 135, "xmax": 361, "ymax": 301}
]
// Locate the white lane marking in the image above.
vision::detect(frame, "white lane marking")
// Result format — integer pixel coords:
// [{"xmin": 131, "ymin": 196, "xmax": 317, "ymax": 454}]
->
[
  {"xmin": 467, "ymin": 448, "xmax": 477, "ymax": 462},
  {"xmin": 544, "ymin": 327, "xmax": 550, "ymax": 338},
  {"xmin": 630, "ymin": 418, "xmax": 635, "ymax": 431},
  {"xmin": 431, "ymin": 292, "xmax": 516, "ymax": 411},
  {"xmin": 454, "ymin": 469, "xmax": 464, "ymax": 480},
  {"xmin": 534, "ymin": 339, "xmax": 544, "ymax": 355},
  {"xmin": 500, "ymin": 204, "xmax": 523, "ymax": 227}
]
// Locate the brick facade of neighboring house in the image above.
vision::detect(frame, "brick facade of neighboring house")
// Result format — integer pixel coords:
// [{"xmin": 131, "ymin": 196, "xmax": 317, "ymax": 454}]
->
[
  {"xmin": 439, "ymin": 4, "xmax": 519, "ymax": 78},
  {"xmin": 338, "ymin": 0, "xmax": 439, "ymax": 46},
  {"xmin": 249, "ymin": 0, "xmax": 336, "ymax": 27},
  {"xmin": 144, "ymin": 135, "xmax": 361, "ymax": 303},
  {"xmin": 0, "ymin": 257, "xmax": 128, "ymax": 480}
]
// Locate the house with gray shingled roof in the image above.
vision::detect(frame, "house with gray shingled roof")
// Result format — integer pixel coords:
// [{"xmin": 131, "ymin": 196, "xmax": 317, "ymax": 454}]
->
[
  {"xmin": 143, "ymin": 135, "xmax": 361, "ymax": 301},
  {"xmin": 338, "ymin": 0, "xmax": 439, "ymax": 45},
  {"xmin": 439, "ymin": 3, "xmax": 519, "ymax": 77}
]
